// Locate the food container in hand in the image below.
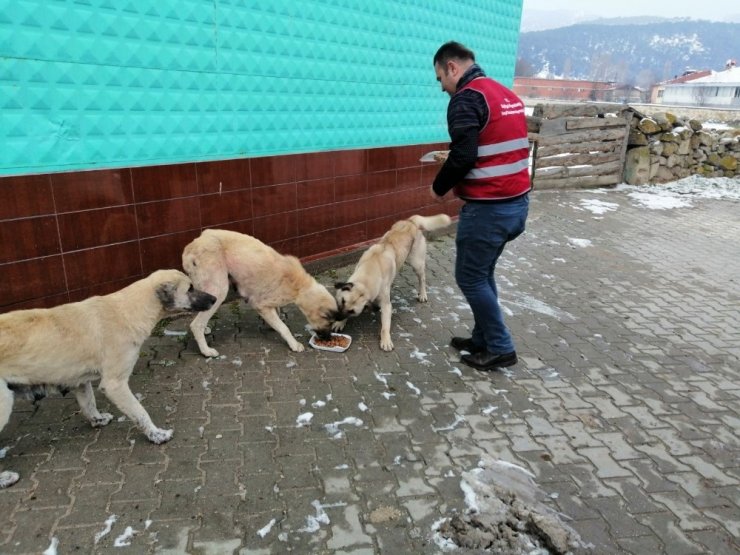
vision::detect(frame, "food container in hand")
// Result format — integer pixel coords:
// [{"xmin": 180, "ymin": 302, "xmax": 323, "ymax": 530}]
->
[{"xmin": 419, "ymin": 150, "xmax": 449, "ymax": 163}]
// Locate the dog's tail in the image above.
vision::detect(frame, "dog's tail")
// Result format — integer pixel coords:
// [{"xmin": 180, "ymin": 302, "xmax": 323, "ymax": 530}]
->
[{"xmin": 409, "ymin": 214, "xmax": 452, "ymax": 232}]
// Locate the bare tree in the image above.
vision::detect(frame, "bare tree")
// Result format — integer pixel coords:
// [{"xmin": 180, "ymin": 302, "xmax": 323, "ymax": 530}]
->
[
  {"xmin": 589, "ymin": 53, "xmax": 614, "ymax": 82},
  {"xmin": 693, "ymin": 85, "xmax": 709, "ymax": 106},
  {"xmin": 635, "ymin": 69, "xmax": 655, "ymax": 91},
  {"xmin": 563, "ymin": 57, "xmax": 573, "ymax": 79}
]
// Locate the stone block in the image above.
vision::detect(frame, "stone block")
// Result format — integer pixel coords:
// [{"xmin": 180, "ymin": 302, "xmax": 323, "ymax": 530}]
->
[{"xmin": 624, "ymin": 146, "xmax": 650, "ymax": 185}]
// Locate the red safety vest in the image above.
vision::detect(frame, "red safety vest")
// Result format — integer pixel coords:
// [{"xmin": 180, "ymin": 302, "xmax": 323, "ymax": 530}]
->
[{"xmin": 453, "ymin": 78, "xmax": 531, "ymax": 201}]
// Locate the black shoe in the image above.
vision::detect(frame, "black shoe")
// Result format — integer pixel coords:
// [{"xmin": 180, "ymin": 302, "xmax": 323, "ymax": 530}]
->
[
  {"xmin": 461, "ymin": 350, "xmax": 518, "ymax": 371},
  {"xmin": 450, "ymin": 336, "xmax": 485, "ymax": 353}
]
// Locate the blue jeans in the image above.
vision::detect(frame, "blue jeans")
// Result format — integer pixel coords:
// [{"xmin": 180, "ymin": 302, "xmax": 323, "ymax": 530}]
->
[{"xmin": 455, "ymin": 195, "xmax": 529, "ymax": 354}]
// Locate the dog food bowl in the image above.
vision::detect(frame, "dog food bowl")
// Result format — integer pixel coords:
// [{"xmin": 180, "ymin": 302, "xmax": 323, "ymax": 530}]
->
[{"xmin": 309, "ymin": 333, "xmax": 352, "ymax": 353}]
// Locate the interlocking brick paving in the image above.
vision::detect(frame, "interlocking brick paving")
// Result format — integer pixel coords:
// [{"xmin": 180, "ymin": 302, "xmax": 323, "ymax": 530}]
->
[{"xmin": 1, "ymin": 186, "xmax": 738, "ymax": 554}]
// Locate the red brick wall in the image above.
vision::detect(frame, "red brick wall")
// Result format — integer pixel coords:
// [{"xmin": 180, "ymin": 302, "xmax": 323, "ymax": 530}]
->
[
  {"xmin": 513, "ymin": 77, "xmax": 614, "ymax": 101},
  {"xmin": 0, "ymin": 145, "xmax": 461, "ymax": 312}
]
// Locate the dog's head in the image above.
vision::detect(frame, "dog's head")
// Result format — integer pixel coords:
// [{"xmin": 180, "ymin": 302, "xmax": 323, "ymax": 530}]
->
[
  {"xmin": 334, "ymin": 281, "xmax": 371, "ymax": 321},
  {"xmin": 154, "ymin": 270, "xmax": 217, "ymax": 313},
  {"xmin": 302, "ymin": 285, "xmax": 341, "ymax": 341}
]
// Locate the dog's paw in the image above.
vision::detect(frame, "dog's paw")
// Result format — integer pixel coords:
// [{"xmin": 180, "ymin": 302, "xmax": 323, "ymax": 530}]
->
[
  {"xmin": 204, "ymin": 326, "xmax": 212, "ymax": 335},
  {"xmin": 201, "ymin": 346, "xmax": 220, "ymax": 358},
  {"xmin": 417, "ymin": 292, "xmax": 428, "ymax": 303},
  {"xmin": 289, "ymin": 342, "xmax": 306, "ymax": 353},
  {"xmin": 380, "ymin": 338, "xmax": 394, "ymax": 351},
  {"xmin": 146, "ymin": 428, "xmax": 174, "ymax": 444},
  {"xmin": 332, "ymin": 320, "xmax": 347, "ymax": 332},
  {"xmin": 0, "ymin": 470, "xmax": 20, "ymax": 489},
  {"xmin": 91, "ymin": 413, "xmax": 114, "ymax": 428}
]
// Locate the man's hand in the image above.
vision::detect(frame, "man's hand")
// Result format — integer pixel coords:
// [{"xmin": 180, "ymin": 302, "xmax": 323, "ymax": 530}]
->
[{"xmin": 430, "ymin": 186, "xmax": 444, "ymax": 202}]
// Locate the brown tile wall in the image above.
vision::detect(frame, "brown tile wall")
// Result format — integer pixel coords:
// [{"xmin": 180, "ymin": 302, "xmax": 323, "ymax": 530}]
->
[{"xmin": 0, "ymin": 144, "xmax": 460, "ymax": 313}]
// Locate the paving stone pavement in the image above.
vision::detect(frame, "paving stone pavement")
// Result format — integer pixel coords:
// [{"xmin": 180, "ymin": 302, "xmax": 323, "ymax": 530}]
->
[{"xmin": 1, "ymin": 187, "xmax": 738, "ymax": 554}]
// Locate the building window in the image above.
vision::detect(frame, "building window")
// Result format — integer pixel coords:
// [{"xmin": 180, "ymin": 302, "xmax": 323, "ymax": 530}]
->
[{"xmin": 735, "ymin": 87, "xmax": 740, "ymax": 98}]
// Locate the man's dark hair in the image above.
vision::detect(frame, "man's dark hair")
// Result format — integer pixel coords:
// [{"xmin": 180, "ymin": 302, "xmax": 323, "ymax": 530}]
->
[{"xmin": 433, "ymin": 41, "xmax": 476, "ymax": 67}]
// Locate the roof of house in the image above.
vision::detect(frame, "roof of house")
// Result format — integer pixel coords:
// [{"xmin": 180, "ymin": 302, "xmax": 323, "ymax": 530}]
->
[
  {"xmin": 661, "ymin": 70, "xmax": 712, "ymax": 85},
  {"xmin": 692, "ymin": 66, "xmax": 740, "ymax": 84}
]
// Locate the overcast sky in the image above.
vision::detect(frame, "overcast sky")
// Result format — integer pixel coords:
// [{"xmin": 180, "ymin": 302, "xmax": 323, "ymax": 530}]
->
[{"xmin": 522, "ymin": 0, "xmax": 735, "ymax": 22}]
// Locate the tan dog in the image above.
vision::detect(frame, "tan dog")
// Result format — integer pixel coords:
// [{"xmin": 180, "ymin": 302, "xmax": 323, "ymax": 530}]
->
[
  {"xmin": 0, "ymin": 269, "xmax": 217, "ymax": 489},
  {"xmin": 334, "ymin": 214, "xmax": 452, "ymax": 351},
  {"xmin": 182, "ymin": 229, "xmax": 338, "ymax": 356}
]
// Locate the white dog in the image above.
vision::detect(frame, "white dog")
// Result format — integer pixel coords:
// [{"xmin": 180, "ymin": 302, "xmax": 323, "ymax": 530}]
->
[
  {"xmin": 334, "ymin": 214, "xmax": 452, "ymax": 350},
  {"xmin": 0, "ymin": 269, "xmax": 216, "ymax": 489},
  {"xmin": 182, "ymin": 229, "xmax": 339, "ymax": 356}
]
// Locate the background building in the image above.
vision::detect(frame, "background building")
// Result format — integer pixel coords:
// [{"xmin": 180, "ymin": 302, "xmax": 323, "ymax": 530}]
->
[
  {"xmin": 513, "ymin": 77, "xmax": 615, "ymax": 102},
  {"xmin": 658, "ymin": 61, "xmax": 740, "ymax": 107}
]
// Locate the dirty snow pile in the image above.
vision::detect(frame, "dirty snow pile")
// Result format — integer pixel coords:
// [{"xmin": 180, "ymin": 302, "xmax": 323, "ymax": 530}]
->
[{"xmin": 433, "ymin": 457, "xmax": 587, "ymax": 554}]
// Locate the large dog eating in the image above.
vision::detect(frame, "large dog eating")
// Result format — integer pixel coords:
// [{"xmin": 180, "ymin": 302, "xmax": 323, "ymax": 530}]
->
[
  {"xmin": 182, "ymin": 229, "xmax": 338, "ymax": 356},
  {"xmin": 334, "ymin": 214, "xmax": 452, "ymax": 351}
]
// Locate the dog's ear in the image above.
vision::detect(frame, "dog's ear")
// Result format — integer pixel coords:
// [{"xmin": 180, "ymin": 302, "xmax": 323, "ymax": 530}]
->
[
  {"xmin": 334, "ymin": 281, "xmax": 353, "ymax": 291},
  {"xmin": 156, "ymin": 282, "xmax": 176, "ymax": 309}
]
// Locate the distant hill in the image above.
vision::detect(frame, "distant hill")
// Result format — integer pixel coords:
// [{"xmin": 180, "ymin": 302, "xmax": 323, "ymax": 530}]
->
[{"xmin": 516, "ymin": 19, "xmax": 739, "ymax": 88}]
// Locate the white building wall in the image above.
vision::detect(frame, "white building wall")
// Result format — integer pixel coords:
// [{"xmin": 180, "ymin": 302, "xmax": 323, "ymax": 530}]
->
[{"xmin": 662, "ymin": 84, "xmax": 740, "ymax": 107}]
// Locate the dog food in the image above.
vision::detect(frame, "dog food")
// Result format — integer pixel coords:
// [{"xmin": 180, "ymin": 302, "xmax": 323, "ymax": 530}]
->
[
  {"xmin": 309, "ymin": 333, "xmax": 352, "ymax": 352},
  {"xmin": 313, "ymin": 335, "xmax": 350, "ymax": 349}
]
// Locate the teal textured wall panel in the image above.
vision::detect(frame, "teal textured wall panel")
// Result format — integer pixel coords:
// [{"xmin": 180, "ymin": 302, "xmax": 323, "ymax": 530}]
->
[{"xmin": 0, "ymin": 0, "xmax": 524, "ymax": 176}]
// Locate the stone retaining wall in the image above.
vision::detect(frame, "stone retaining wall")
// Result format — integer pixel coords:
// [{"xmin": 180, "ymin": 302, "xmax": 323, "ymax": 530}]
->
[{"xmin": 624, "ymin": 110, "xmax": 739, "ymax": 185}]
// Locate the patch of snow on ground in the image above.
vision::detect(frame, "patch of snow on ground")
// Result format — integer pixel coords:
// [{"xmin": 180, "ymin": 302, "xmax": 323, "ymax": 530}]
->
[
  {"xmin": 94, "ymin": 515, "xmax": 118, "ymax": 544},
  {"xmin": 298, "ymin": 500, "xmax": 346, "ymax": 533},
  {"xmin": 42, "ymin": 537, "xmax": 59, "ymax": 555},
  {"xmin": 410, "ymin": 349, "xmax": 432, "ymax": 366},
  {"xmin": 374, "ymin": 372, "xmax": 389, "ymax": 386},
  {"xmin": 296, "ymin": 412, "xmax": 313, "ymax": 427},
  {"xmin": 432, "ymin": 518, "xmax": 460, "ymax": 551},
  {"xmin": 257, "ymin": 518, "xmax": 276, "ymax": 538},
  {"xmin": 460, "ymin": 479, "xmax": 479, "ymax": 514},
  {"xmin": 567, "ymin": 237, "xmax": 592, "ymax": 248},
  {"xmin": 504, "ymin": 293, "xmax": 575, "ymax": 321},
  {"xmin": 113, "ymin": 526, "xmax": 135, "ymax": 547},
  {"xmin": 628, "ymin": 175, "xmax": 740, "ymax": 201},
  {"xmin": 433, "ymin": 414, "xmax": 466, "ymax": 432},
  {"xmin": 626, "ymin": 190, "xmax": 692, "ymax": 210},
  {"xmin": 579, "ymin": 198, "xmax": 620, "ymax": 215},
  {"xmin": 298, "ymin": 500, "xmax": 330, "ymax": 533},
  {"xmin": 324, "ymin": 417, "xmax": 363, "ymax": 438},
  {"xmin": 616, "ymin": 175, "xmax": 740, "ymax": 210}
]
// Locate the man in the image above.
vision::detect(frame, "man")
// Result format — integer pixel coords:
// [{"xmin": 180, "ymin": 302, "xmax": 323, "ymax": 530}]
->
[{"xmin": 430, "ymin": 41, "xmax": 530, "ymax": 371}]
